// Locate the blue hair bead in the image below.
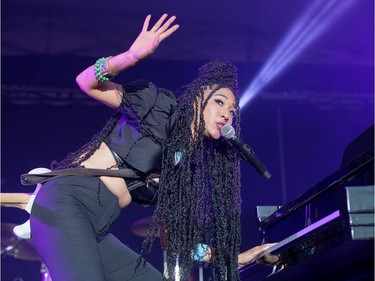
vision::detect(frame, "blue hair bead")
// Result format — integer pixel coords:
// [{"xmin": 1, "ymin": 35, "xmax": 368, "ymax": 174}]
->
[{"xmin": 191, "ymin": 243, "xmax": 208, "ymax": 262}]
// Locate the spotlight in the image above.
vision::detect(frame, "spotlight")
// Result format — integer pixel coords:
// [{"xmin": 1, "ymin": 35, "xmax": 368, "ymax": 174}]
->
[{"xmin": 239, "ymin": 0, "xmax": 357, "ymax": 109}]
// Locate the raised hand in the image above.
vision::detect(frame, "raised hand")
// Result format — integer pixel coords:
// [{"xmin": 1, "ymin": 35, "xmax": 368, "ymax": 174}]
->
[
  {"xmin": 75, "ymin": 14, "xmax": 179, "ymax": 109},
  {"xmin": 129, "ymin": 14, "xmax": 179, "ymax": 61}
]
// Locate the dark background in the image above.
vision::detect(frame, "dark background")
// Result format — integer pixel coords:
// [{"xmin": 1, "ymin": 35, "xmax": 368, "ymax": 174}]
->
[{"xmin": 1, "ymin": 0, "xmax": 373, "ymax": 280}]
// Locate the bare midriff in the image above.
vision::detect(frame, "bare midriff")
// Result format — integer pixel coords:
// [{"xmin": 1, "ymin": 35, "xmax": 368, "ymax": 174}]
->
[{"xmin": 80, "ymin": 142, "xmax": 132, "ymax": 208}]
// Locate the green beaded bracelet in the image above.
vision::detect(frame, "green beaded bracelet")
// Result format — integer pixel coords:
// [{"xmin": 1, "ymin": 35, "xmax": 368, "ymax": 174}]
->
[{"xmin": 94, "ymin": 57, "xmax": 115, "ymax": 83}]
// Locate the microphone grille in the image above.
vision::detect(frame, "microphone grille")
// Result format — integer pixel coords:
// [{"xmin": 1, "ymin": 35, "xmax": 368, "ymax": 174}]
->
[{"xmin": 221, "ymin": 124, "xmax": 235, "ymax": 139}]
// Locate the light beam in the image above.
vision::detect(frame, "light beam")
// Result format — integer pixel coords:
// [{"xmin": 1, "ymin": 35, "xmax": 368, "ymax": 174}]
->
[{"xmin": 240, "ymin": 0, "xmax": 357, "ymax": 108}]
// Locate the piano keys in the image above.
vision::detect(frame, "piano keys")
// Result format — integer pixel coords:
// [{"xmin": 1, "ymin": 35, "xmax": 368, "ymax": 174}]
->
[{"xmin": 240, "ymin": 126, "xmax": 374, "ymax": 281}]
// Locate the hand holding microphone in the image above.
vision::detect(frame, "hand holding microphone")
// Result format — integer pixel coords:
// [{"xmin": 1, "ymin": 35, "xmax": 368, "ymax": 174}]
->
[{"xmin": 221, "ymin": 125, "xmax": 271, "ymax": 180}]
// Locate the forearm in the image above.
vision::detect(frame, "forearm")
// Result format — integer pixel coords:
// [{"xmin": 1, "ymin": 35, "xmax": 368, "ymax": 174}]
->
[
  {"xmin": 107, "ymin": 50, "xmax": 140, "ymax": 75},
  {"xmin": 77, "ymin": 50, "xmax": 138, "ymax": 88},
  {"xmin": 0, "ymin": 193, "xmax": 32, "ymax": 210},
  {"xmin": 238, "ymin": 251, "xmax": 252, "ymax": 267},
  {"xmin": 75, "ymin": 51, "xmax": 138, "ymax": 105}
]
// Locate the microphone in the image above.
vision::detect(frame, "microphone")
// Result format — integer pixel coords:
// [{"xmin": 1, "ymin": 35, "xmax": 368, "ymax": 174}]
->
[{"xmin": 221, "ymin": 124, "xmax": 271, "ymax": 180}]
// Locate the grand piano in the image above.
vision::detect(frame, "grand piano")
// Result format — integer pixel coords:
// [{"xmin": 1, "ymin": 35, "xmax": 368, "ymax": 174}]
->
[{"xmin": 240, "ymin": 126, "xmax": 374, "ymax": 281}]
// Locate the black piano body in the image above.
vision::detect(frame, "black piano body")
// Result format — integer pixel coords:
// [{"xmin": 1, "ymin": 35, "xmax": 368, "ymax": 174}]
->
[{"xmin": 240, "ymin": 126, "xmax": 374, "ymax": 281}]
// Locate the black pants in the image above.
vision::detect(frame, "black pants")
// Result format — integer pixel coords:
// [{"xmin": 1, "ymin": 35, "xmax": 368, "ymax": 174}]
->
[{"xmin": 30, "ymin": 175, "xmax": 162, "ymax": 281}]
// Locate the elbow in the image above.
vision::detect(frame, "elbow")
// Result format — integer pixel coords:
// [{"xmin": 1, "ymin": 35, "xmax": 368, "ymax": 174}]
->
[
  {"xmin": 75, "ymin": 67, "xmax": 96, "ymax": 96},
  {"xmin": 75, "ymin": 71, "xmax": 87, "ymax": 92}
]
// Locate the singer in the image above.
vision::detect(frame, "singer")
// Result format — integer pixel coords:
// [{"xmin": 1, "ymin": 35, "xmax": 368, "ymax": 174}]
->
[{"xmin": 25, "ymin": 14, "xmax": 274, "ymax": 281}]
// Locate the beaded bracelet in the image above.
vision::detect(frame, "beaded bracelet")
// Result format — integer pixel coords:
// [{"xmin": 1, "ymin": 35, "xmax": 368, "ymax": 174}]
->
[{"xmin": 94, "ymin": 57, "xmax": 116, "ymax": 82}]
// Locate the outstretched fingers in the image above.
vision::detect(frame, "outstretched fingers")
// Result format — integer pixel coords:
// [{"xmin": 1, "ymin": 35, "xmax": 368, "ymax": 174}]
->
[
  {"xmin": 150, "ymin": 14, "xmax": 169, "ymax": 32},
  {"xmin": 132, "ymin": 13, "xmax": 179, "ymax": 59},
  {"xmin": 158, "ymin": 16, "xmax": 179, "ymax": 41},
  {"xmin": 142, "ymin": 14, "xmax": 152, "ymax": 31},
  {"xmin": 144, "ymin": 14, "xmax": 179, "ymax": 41}
]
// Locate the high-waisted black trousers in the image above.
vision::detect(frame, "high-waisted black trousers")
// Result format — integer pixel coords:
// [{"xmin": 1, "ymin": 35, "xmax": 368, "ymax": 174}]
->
[{"xmin": 30, "ymin": 175, "xmax": 162, "ymax": 281}]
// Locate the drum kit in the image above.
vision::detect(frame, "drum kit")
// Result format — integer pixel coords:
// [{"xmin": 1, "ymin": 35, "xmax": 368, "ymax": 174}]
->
[{"xmin": 1, "ymin": 223, "xmax": 52, "ymax": 281}]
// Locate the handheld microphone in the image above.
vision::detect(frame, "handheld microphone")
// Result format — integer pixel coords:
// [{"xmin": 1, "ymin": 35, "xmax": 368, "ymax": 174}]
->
[{"xmin": 221, "ymin": 124, "xmax": 271, "ymax": 180}]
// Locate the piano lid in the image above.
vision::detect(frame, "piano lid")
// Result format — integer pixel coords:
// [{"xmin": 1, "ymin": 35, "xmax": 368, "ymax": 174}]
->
[{"xmin": 259, "ymin": 126, "xmax": 374, "ymax": 232}]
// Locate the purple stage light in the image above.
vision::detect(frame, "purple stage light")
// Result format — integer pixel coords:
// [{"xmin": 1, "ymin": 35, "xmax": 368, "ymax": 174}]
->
[{"xmin": 239, "ymin": 0, "xmax": 357, "ymax": 109}]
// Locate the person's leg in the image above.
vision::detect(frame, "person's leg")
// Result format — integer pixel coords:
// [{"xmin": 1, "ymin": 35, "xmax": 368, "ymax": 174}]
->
[
  {"xmin": 98, "ymin": 233, "xmax": 163, "ymax": 281},
  {"xmin": 30, "ymin": 176, "xmax": 110, "ymax": 281},
  {"xmin": 31, "ymin": 208, "xmax": 106, "ymax": 281}
]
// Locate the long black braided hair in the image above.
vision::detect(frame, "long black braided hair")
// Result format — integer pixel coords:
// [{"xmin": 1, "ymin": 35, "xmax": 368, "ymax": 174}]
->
[{"xmin": 143, "ymin": 61, "xmax": 242, "ymax": 281}]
